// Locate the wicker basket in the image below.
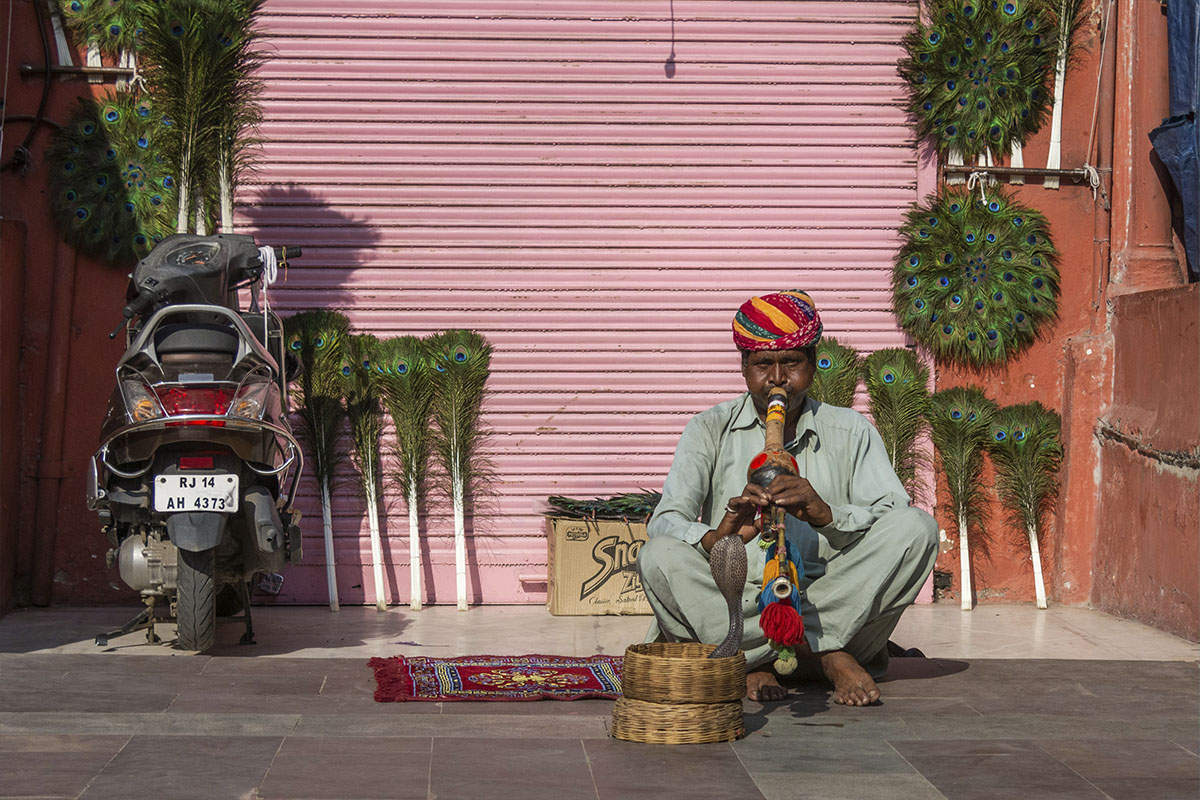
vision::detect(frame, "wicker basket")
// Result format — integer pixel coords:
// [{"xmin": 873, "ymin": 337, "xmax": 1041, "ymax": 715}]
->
[
  {"xmin": 611, "ymin": 642, "xmax": 746, "ymax": 744},
  {"xmin": 611, "ymin": 697, "xmax": 744, "ymax": 744},
  {"xmin": 620, "ymin": 642, "xmax": 746, "ymax": 704}
]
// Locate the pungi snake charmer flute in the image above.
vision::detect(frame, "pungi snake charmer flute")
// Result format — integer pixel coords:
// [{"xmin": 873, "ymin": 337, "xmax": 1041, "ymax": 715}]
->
[{"xmin": 707, "ymin": 387, "xmax": 806, "ymax": 671}]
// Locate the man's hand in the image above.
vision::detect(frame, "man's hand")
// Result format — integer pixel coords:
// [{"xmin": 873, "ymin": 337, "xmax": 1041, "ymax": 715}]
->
[
  {"xmin": 700, "ymin": 485, "xmax": 768, "ymax": 553},
  {"xmin": 764, "ymin": 475, "xmax": 833, "ymax": 528}
]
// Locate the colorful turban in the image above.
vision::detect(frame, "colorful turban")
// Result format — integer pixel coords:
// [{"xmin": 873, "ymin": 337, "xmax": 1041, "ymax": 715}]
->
[{"xmin": 732, "ymin": 290, "xmax": 823, "ymax": 351}]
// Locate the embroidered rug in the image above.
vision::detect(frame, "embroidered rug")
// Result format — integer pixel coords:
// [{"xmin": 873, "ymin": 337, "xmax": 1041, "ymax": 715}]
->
[{"xmin": 368, "ymin": 654, "xmax": 623, "ymax": 702}]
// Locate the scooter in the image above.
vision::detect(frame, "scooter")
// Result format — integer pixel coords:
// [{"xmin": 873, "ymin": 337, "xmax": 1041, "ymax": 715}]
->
[{"xmin": 87, "ymin": 233, "xmax": 304, "ymax": 652}]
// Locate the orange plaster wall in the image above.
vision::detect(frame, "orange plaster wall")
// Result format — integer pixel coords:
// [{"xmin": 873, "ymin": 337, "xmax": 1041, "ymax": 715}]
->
[
  {"xmin": 1093, "ymin": 285, "xmax": 1200, "ymax": 641},
  {"xmin": 934, "ymin": 1, "xmax": 1193, "ymax": 613}
]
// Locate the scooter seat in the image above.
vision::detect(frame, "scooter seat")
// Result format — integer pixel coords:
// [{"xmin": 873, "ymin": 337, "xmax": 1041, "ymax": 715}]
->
[{"xmin": 154, "ymin": 323, "xmax": 240, "ymax": 356}]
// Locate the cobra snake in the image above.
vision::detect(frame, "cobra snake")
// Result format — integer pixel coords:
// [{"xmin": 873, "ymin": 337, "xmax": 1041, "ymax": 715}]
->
[{"xmin": 707, "ymin": 533, "xmax": 747, "ymax": 659}]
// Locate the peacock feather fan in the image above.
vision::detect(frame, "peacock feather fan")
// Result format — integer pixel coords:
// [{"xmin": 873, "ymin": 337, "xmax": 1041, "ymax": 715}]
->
[
  {"xmin": 45, "ymin": 90, "xmax": 176, "ymax": 267},
  {"xmin": 893, "ymin": 187, "xmax": 1059, "ymax": 368},
  {"xmin": 58, "ymin": 0, "xmax": 145, "ymax": 58},
  {"xmin": 340, "ymin": 333, "xmax": 385, "ymax": 494},
  {"xmin": 427, "ymin": 330, "xmax": 494, "ymax": 500},
  {"xmin": 898, "ymin": 0, "xmax": 1058, "ymax": 161},
  {"xmin": 135, "ymin": 0, "xmax": 265, "ymax": 234},
  {"xmin": 284, "ymin": 310, "xmax": 350, "ymax": 488},
  {"xmin": 427, "ymin": 329, "xmax": 494, "ymax": 611},
  {"xmin": 373, "ymin": 334, "xmax": 437, "ymax": 610},
  {"xmin": 929, "ymin": 385, "xmax": 996, "ymax": 609},
  {"xmin": 864, "ymin": 347, "xmax": 931, "ymax": 502},
  {"xmin": 374, "ymin": 335, "xmax": 436, "ymax": 504},
  {"xmin": 340, "ymin": 333, "xmax": 389, "ymax": 610},
  {"xmin": 809, "ymin": 336, "xmax": 861, "ymax": 408},
  {"xmin": 987, "ymin": 401, "xmax": 1062, "ymax": 607},
  {"xmin": 988, "ymin": 401, "xmax": 1062, "ymax": 541}
]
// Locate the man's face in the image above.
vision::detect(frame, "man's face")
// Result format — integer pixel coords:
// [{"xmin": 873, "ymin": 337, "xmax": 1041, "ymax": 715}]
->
[{"xmin": 742, "ymin": 348, "xmax": 815, "ymax": 416}]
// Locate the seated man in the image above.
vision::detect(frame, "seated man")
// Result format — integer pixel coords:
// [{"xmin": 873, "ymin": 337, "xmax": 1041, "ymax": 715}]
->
[{"xmin": 638, "ymin": 290, "xmax": 938, "ymax": 705}]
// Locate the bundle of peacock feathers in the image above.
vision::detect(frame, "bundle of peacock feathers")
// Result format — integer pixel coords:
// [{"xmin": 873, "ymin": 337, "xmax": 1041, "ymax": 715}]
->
[
  {"xmin": 928, "ymin": 386, "xmax": 996, "ymax": 610},
  {"xmin": 898, "ymin": 0, "xmax": 1059, "ymax": 161},
  {"xmin": 809, "ymin": 335, "xmax": 861, "ymax": 408},
  {"xmin": 45, "ymin": 90, "xmax": 176, "ymax": 267},
  {"xmin": 427, "ymin": 329, "xmax": 494, "ymax": 611},
  {"xmin": 893, "ymin": 187, "xmax": 1059, "ymax": 368},
  {"xmin": 136, "ymin": 0, "xmax": 265, "ymax": 235},
  {"xmin": 58, "ymin": 0, "xmax": 145, "ymax": 59},
  {"xmin": 864, "ymin": 347, "xmax": 931, "ymax": 502},
  {"xmin": 373, "ymin": 335, "xmax": 436, "ymax": 610},
  {"xmin": 285, "ymin": 310, "xmax": 350, "ymax": 611},
  {"xmin": 340, "ymin": 333, "xmax": 389, "ymax": 611},
  {"xmin": 988, "ymin": 401, "xmax": 1062, "ymax": 608}
]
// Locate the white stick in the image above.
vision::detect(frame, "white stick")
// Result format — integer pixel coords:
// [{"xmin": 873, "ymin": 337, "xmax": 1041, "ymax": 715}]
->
[
  {"xmin": 453, "ymin": 467, "xmax": 467, "ymax": 611},
  {"xmin": 408, "ymin": 481, "xmax": 422, "ymax": 610},
  {"xmin": 1028, "ymin": 522, "xmax": 1048, "ymax": 609},
  {"xmin": 364, "ymin": 476, "xmax": 386, "ymax": 611},
  {"xmin": 1044, "ymin": 46, "xmax": 1069, "ymax": 189},
  {"xmin": 959, "ymin": 512, "xmax": 972, "ymax": 611},
  {"xmin": 320, "ymin": 478, "xmax": 339, "ymax": 612},
  {"xmin": 45, "ymin": 0, "xmax": 73, "ymax": 67},
  {"xmin": 945, "ymin": 147, "xmax": 965, "ymax": 184},
  {"xmin": 1009, "ymin": 142, "xmax": 1025, "ymax": 185},
  {"xmin": 86, "ymin": 41, "xmax": 101, "ymax": 84}
]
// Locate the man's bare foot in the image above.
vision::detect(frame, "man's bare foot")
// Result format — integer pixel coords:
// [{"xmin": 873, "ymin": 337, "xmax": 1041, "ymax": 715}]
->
[
  {"xmin": 819, "ymin": 650, "xmax": 880, "ymax": 706},
  {"xmin": 746, "ymin": 668, "xmax": 789, "ymax": 702}
]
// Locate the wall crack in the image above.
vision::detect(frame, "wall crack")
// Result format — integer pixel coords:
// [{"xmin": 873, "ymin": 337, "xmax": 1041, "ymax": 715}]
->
[{"xmin": 1095, "ymin": 419, "xmax": 1200, "ymax": 471}]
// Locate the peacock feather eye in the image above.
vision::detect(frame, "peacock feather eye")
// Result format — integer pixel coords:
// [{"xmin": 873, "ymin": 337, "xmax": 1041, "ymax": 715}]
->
[
  {"xmin": 817, "ymin": 357, "xmax": 832, "ymax": 369},
  {"xmin": 108, "ymin": 24, "xmax": 121, "ymax": 37},
  {"xmin": 994, "ymin": 429, "xmax": 1007, "ymax": 442},
  {"xmin": 289, "ymin": 336, "xmax": 302, "ymax": 351},
  {"xmin": 170, "ymin": 21, "xmax": 186, "ymax": 37},
  {"xmin": 950, "ymin": 408, "xmax": 963, "ymax": 420},
  {"xmin": 913, "ymin": 299, "xmax": 926, "ymax": 310},
  {"xmin": 104, "ymin": 108, "xmax": 119, "ymax": 123},
  {"xmin": 939, "ymin": 275, "xmax": 951, "ymax": 286},
  {"xmin": 341, "ymin": 364, "xmax": 352, "ymax": 377},
  {"xmin": 882, "ymin": 370, "xmax": 896, "ymax": 383},
  {"xmin": 909, "ymin": 255, "xmax": 921, "ymax": 267},
  {"xmin": 313, "ymin": 336, "xmax": 326, "ymax": 349},
  {"xmin": 396, "ymin": 360, "xmax": 409, "ymax": 375},
  {"xmin": 907, "ymin": 276, "xmax": 919, "ymax": 287},
  {"xmin": 1014, "ymin": 429, "xmax": 1026, "ymax": 441},
  {"xmin": 1032, "ymin": 277, "xmax": 1044, "ymax": 288},
  {"xmin": 453, "ymin": 345, "xmax": 469, "ymax": 362},
  {"xmin": 967, "ymin": 330, "xmax": 978, "ymax": 341},
  {"xmin": 362, "ymin": 359, "xmax": 371, "ymax": 369}
]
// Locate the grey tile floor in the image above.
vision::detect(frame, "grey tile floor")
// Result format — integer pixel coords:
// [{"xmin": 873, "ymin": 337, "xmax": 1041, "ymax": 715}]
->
[{"xmin": 0, "ymin": 605, "xmax": 1196, "ymax": 799}]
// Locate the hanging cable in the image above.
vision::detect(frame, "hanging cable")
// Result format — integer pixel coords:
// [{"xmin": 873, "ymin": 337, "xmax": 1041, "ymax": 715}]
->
[{"xmin": 1082, "ymin": 0, "xmax": 1115, "ymax": 204}]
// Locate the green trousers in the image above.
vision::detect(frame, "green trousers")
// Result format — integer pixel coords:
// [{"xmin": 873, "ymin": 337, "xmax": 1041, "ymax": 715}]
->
[{"xmin": 638, "ymin": 506, "xmax": 939, "ymax": 673}]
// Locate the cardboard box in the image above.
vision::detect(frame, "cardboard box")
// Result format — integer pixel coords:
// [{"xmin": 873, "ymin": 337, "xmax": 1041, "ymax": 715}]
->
[{"xmin": 546, "ymin": 517, "xmax": 653, "ymax": 615}]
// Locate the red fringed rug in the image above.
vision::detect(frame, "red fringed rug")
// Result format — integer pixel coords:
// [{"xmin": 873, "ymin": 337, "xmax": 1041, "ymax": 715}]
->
[{"xmin": 368, "ymin": 654, "xmax": 623, "ymax": 702}]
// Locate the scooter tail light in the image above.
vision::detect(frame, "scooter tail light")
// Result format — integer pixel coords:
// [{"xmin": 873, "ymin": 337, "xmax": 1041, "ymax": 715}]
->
[
  {"xmin": 178, "ymin": 456, "xmax": 214, "ymax": 470},
  {"xmin": 121, "ymin": 378, "xmax": 163, "ymax": 422},
  {"xmin": 153, "ymin": 386, "xmax": 233, "ymax": 416},
  {"xmin": 229, "ymin": 377, "xmax": 271, "ymax": 420}
]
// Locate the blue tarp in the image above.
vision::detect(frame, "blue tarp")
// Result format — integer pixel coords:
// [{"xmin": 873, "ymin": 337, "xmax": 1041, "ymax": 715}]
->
[{"xmin": 1148, "ymin": 0, "xmax": 1200, "ymax": 282}]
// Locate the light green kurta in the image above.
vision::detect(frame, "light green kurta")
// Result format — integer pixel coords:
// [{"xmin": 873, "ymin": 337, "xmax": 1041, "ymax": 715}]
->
[{"xmin": 639, "ymin": 393, "xmax": 937, "ymax": 671}]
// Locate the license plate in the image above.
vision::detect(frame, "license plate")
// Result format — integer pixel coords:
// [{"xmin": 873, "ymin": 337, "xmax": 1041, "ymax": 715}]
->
[{"xmin": 154, "ymin": 474, "xmax": 239, "ymax": 512}]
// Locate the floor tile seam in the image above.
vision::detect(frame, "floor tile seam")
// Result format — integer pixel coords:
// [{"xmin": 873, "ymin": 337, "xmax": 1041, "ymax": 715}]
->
[
  {"xmin": 882, "ymin": 738, "xmax": 943, "ymax": 789},
  {"xmin": 577, "ymin": 737, "xmax": 602, "ymax": 800},
  {"xmin": 252, "ymin": 733, "xmax": 290, "ymax": 799},
  {"xmin": 71, "ymin": 733, "xmax": 134, "ymax": 800},
  {"xmin": 1029, "ymin": 740, "xmax": 1118, "ymax": 797},
  {"xmin": 1171, "ymin": 739, "xmax": 1199, "ymax": 758},
  {"xmin": 730, "ymin": 737, "xmax": 772, "ymax": 800}
]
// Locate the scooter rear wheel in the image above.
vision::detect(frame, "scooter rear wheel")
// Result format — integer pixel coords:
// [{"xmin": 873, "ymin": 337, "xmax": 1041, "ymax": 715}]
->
[{"xmin": 177, "ymin": 548, "xmax": 217, "ymax": 652}]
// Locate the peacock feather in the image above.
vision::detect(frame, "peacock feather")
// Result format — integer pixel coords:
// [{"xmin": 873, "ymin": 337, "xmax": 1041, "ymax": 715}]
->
[
  {"xmin": 864, "ymin": 347, "xmax": 931, "ymax": 502},
  {"xmin": 809, "ymin": 335, "xmax": 861, "ymax": 408},
  {"xmin": 135, "ymin": 0, "xmax": 265, "ymax": 234},
  {"xmin": 898, "ymin": 0, "xmax": 1059, "ymax": 161},
  {"xmin": 426, "ymin": 329, "xmax": 494, "ymax": 611},
  {"xmin": 45, "ymin": 90, "xmax": 176, "ymax": 267},
  {"xmin": 893, "ymin": 187, "xmax": 1059, "ymax": 368},
  {"xmin": 988, "ymin": 401, "xmax": 1062, "ymax": 607},
  {"xmin": 340, "ymin": 333, "xmax": 389, "ymax": 610},
  {"xmin": 373, "ymin": 335, "xmax": 437, "ymax": 610},
  {"xmin": 284, "ymin": 310, "xmax": 350, "ymax": 611},
  {"xmin": 58, "ymin": 0, "xmax": 145, "ymax": 59},
  {"xmin": 928, "ymin": 385, "xmax": 996, "ymax": 609}
]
